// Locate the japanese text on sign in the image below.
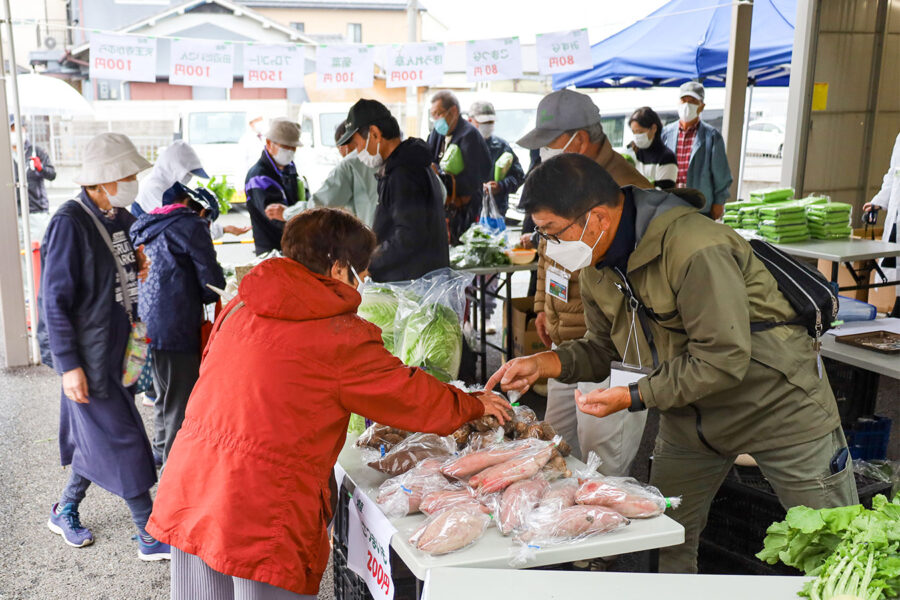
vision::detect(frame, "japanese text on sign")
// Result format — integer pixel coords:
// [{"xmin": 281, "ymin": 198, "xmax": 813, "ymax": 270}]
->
[
  {"xmin": 89, "ymin": 33, "xmax": 157, "ymax": 83},
  {"xmin": 535, "ymin": 29, "xmax": 592, "ymax": 75},
  {"xmin": 347, "ymin": 487, "xmax": 396, "ymax": 600},
  {"xmin": 169, "ymin": 39, "xmax": 234, "ymax": 88},
  {"xmin": 316, "ymin": 44, "xmax": 374, "ymax": 90},
  {"xmin": 243, "ymin": 44, "xmax": 304, "ymax": 88},
  {"xmin": 466, "ymin": 37, "xmax": 522, "ymax": 82},
  {"xmin": 385, "ymin": 43, "xmax": 445, "ymax": 88}
]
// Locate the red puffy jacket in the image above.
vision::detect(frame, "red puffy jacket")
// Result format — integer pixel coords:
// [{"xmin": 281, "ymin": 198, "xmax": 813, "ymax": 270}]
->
[{"xmin": 147, "ymin": 257, "xmax": 483, "ymax": 595}]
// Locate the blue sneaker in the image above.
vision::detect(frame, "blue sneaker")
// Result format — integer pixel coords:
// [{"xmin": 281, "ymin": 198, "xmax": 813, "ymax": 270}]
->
[
  {"xmin": 47, "ymin": 503, "xmax": 94, "ymax": 548},
  {"xmin": 135, "ymin": 533, "xmax": 171, "ymax": 561}
]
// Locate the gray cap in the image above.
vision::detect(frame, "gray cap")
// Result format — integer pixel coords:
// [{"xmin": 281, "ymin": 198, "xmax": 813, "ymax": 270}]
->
[
  {"xmin": 73, "ymin": 132, "xmax": 152, "ymax": 186},
  {"xmin": 517, "ymin": 89, "xmax": 601, "ymax": 149},
  {"xmin": 469, "ymin": 101, "xmax": 496, "ymax": 123},
  {"xmin": 679, "ymin": 81, "xmax": 705, "ymax": 103},
  {"xmin": 265, "ymin": 117, "xmax": 302, "ymax": 147}
]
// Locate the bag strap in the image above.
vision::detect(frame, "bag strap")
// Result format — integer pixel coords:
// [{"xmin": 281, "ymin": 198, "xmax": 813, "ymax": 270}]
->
[
  {"xmin": 75, "ymin": 198, "xmax": 134, "ymax": 322},
  {"xmin": 612, "ymin": 267, "xmax": 660, "ymax": 368}
]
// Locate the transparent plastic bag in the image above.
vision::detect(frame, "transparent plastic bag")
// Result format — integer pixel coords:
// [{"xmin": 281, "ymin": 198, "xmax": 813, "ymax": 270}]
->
[
  {"xmin": 366, "ymin": 432, "xmax": 457, "ymax": 476},
  {"xmin": 355, "ymin": 423, "xmax": 411, "ymax": 453},
  {"xmin": 498, "ymin": 478, "xmax": 549, "ymax": 535},
  {"xmin": 419, "ymin": 486, "xmax": 490, "ymax": 516},
  {"xmin": 539, "ymin": 478, "xmax": 579, "ymax": 509},
  {"xmin": 468, "ymin": 437, "xmax": 559, "ymax": 494},
  {"xmin": 376, "ymin": 458, "xmax": 455, "ymax": 518},
  {"xmin": 479, "ymin": 189, "xmax": 506, "ymax": 237},
  {"xmin": 409, "ymin": 505, "xmax": 491, "ymax": 555},
  {"xmin": 441, "ymin": 438, "xmax": 546, "ymax": 480}
]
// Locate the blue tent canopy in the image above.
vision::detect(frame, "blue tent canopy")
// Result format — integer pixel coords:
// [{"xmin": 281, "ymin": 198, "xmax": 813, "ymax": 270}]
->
[{"xmin": 553, "ymin": 0, "xmax": 795, "ymax": 89}]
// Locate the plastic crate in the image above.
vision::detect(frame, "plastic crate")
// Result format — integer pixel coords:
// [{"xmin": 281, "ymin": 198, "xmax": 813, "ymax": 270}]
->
[
  {"xmin": 700, "ymin": 465, "xmax": 892, "ymax": 575},
  {"xmin": 699, "ymin": 539, "xmax": 800, "ymax": 576},
  {"xmin": 823, "ymin": 357, "xmax": 880, "ymax": 425},
  {"xmin": 846, "ymin": 416, "xmax": 892, "ymax": 461}
]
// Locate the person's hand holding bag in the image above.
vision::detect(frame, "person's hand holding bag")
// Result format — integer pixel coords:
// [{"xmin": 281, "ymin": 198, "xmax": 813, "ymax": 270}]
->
[{"xmin": 63, "ymin": 368, "xmax": 89, "ymax": 404}]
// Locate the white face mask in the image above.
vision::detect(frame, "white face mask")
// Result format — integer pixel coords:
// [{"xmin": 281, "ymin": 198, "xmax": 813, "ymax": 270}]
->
[
  {"xmin": 632, "ymin": 132, "xmax": 652, "ymax": 149},
  {"xmin": 544, "ymin": 212, "xmax": 605, "ymax": 272},
  {"xmin": 539, "ymin": 133, "xmax": 575, "ymax": 163},
  {"xmin": 476, "ymin": 122, "xmax": 495, "ymax": 139},
  {"xmin": 103, "ymin": 180, "xmax": 139, "ymax": 208},
  {"xmin": 343, "ymin": 149, "xmax": 359, "ymax": 161},
  {"xmin": 678, "ymin": 102, "xmax": 700, "ymax": 123},
  {"xmin": 273, "ymin": 146, "xmax": 295, "ymax": 167},
  {"xmin": 350, "ymin": 265, "xmax": 363, "ymax": 290},
  {"xmin": 357, "ymin": 136, "xmax": 383, "ymax": 169}
]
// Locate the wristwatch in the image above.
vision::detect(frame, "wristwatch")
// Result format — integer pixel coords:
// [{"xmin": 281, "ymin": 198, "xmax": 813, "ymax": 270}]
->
[{"xmin": 627, "ymin": 382, "xmax": 646, "ymax": 412}]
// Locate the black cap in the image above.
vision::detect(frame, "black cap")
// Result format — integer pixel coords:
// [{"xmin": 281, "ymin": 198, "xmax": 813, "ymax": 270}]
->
[{"xmin": 336, "ymin": 99, "xmax": 392, "ymax": 146}]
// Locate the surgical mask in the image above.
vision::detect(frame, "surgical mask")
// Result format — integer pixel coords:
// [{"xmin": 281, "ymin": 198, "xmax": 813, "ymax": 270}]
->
[
  {"xmin": 434, "ymin": 117, "xmax": 450, "ymax": 136},
  {"xmin": 544, "ymin": 212, "xmax": 605, "ymax": 272},
  {"xmin": 539, "ymin": 133, "xmax": 575, "ymax": 163},
  {"xmin": 357, "ymin": 136, "xmax": 383, "ymax": 169},
  {"xmin": 273, "ymin": 146, "xmax": 295, "ymax": 166},
  {"xmin": 632, "ymin": 132, "xmax": 652, "ymax": 149},
  {"xmin": 103, "ymin": 180, "xmax": 139, "ymax": 208},
  {"xmin": 343, "ymin": 149, "xmax": 359, "ymax": 161},
  {"xmin": 476, "ymin": 122, "xmax": 494, "ymax": 139},
  {"xmin": 350, "ymin": 265, "xmax": 363, "ymax": 290},
  {"xmin": 678, "ymin": 102, "xmax": 700, "ymax": 122}
]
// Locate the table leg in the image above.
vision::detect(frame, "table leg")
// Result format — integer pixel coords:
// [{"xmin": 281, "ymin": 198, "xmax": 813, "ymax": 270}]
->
[
  {"xmin": 505, "ymin": 271, "xmax": 514, "ymax": 362},
  {"xmin": 831, "ymin": 261, "xmax": 839, "ymax": 283},
  {"xmin": 479, "ymin": 275, "xmax": 488, "ymax": 383}
]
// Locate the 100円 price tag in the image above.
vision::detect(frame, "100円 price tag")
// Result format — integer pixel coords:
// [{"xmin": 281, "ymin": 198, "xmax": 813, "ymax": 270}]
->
[{"xmin": 347, "ymin": 486, "xmax": 398, "ymax": 599}]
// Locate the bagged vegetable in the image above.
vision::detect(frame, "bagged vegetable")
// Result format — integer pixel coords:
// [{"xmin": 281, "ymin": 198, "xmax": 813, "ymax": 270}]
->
[
  {"xmin": 356, "ymin": 423, "xmax": 412, "ymax": 452},
  {"xmin": 398, "ymin": 302, "xmax": 463, "ymax": 382},
  {"xmin": 450, "ymin": 224, "xmax": 510, "ymax": 269},
  {"xmin": 468, "ymin": 438, "xmax": 558, "ymax": 494},
  {"xmin": 419, "ymin": 487, "xmax": 490, "ymax": 516},
  {"xmin": 575, "ymin": 476, "xmax": 680, "ymax": 518},
  {"xmin": 750, "ymin": 187, "xmax": 794, "ymax": 203},
  {"xmin": 478, "ymin": 190, "xmax": 506, "ymax": 237},
  {"xmin": 357, "ymin": 284, "xmax": 402, "ymax": 353},
  {"xmin": 498, "ymin": 478, "xmax": 549, "ymax": 535},
  {"xmin": 409, "ymin": 505, "xmax": 491, "ymax": 555},
  {"xmin": 376, "ymin": 458, "xmax": 455, "ymax": 518},
  {"xmin": 442, "ymin": 438, "xmax": 546, "ymax": 479},
  {"xmin": 539, "ymin": 478, "xmax": 579, "ymax": 509},
  {"xmin": 367, "ymin": 432, "xmax": 457, "ymax": 476},
  {"xmin": 493, "ymin": 151, "xmax": 514, "ymax": 182}
]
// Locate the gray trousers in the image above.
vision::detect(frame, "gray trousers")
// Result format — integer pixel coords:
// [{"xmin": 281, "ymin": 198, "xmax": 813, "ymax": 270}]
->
[
  {"xmin": 651, "ymin": 427, "xmax": 859, "ymax": 574},
  {"xmin": 150, "ymin": 349, "xmax": 200, "ymax": 464},
  {"xmin": 172, "ymin": 547, "xmax": 315, "ymax": 600}
]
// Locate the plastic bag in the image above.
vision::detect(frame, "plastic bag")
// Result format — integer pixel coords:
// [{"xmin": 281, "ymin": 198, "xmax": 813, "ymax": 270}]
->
[
  {"xmin": 468, "ymin": 437, "xmax": 558, "ymax": 494},
  {"xmin": 498, "ymin": 478, "xmax": 550, "ymax": 535},
  {"xmin": 494, "ymin": 151, "xmax": 514, "ymax": 182},
  {"xmin": 367, "ymin": 432, "xmax": 457, "ymax": 476},
  {"xmin": 419, "ymin": 487, "xmax": 490, "ymax": 516},
  {"xmin": 854, "ymin": 459, "xmax": 900, "ymax": 498},
  {"xmin": 439, "ymin": 143, "xmax": 464, "ymax": 176},
  {"xmin": 449, "ymin": 225, "xmax": 510, "ymax": 269},
  {"xmin": 574, "ymin": 453, "xmax": 681, "ymax": 518},
  {"xmin": 539, "ymin": 478, "xmax": 579, "ymax": 509},
  {"xmin": 355, "ymin": 423, "xmax": 411, "ymax": 452},
  {"xmin": 510, "ymin": 504, "xmax": 629, "ymax": 567},
  {"xmin": 409, "ymin": 505, "xmax": 491, "ymax": 555},
  {"xmin": 376, "ymin": 458, "xmax": 455, "ymax": 518},
  {"xmin": 442, "ymin": 438, "xmax": 547, "ymax": 480},
  {"xmin": 478, "ymin": 190, "xmax": 506, "ymax": 237}
]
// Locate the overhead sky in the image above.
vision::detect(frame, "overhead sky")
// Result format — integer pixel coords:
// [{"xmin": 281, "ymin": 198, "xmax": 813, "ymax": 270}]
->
[{"xmin": 419, "ymin": 0, "xmax": 672, "ymax": 44}]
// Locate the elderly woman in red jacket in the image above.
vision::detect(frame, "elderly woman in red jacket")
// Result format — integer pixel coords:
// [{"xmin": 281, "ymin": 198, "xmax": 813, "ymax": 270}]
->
[{"xmin": 147, "ymin": 207, "xmax": 509, "ymax": 599}]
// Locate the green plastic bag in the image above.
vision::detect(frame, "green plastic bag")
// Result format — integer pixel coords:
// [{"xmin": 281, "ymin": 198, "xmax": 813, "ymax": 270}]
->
[
  {"xmin": 750, "ymin": 187, "xmax": 794, "ymax": 203},
  {"xmin": 494, "ymin": 151, "xmax": 514, "ymax": 182},
  {"xmin": 440, "ymin": 143, "xmax": 465, "ymax": 176}
]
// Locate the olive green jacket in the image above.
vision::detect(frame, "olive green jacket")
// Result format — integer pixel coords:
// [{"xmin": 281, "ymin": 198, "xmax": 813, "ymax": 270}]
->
[{"xmin": 555, "ymin": 187, "xmax": 840, "ymax": 455}]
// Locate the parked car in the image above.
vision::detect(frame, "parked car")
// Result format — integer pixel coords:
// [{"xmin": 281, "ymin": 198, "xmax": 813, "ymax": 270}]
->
[{"xmin": 746, "ymin": 118, "xmax": 785, "ymax": 157}]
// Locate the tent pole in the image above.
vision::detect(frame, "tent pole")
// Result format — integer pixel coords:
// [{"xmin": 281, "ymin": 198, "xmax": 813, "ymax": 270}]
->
[
  {"xmin": 3, "ymin": 0, "xmax": 40, "ymax": 365},
  {"xmin": 0, "ymin": 18, "xmax": 30, "ymax": 367},
  {"xmin": 737, "ymin": 83, "xmax": 753, "ymax": 201},
  {"xmin": 722, "ymin": 0, "xmax": 753, "ymax": 206}
]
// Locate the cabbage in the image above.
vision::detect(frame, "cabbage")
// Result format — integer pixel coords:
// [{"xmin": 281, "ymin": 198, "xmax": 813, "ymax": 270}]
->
[
  {"xmin": 358, "ymin": 285, "xmax": 400, "ymax": 353},
  {"xmin": 398, "ymin": 303, "xmax": 463, "ymax": 382}
]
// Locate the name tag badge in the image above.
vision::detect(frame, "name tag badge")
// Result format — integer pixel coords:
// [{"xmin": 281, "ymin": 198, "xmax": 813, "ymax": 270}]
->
[
  {"xmin": 609, "ymin": 360, "xmax": 653, "ymax": 388},
  {"xmin": 546, "ymin": 266, "xmax": 570, "ymax": 303}
]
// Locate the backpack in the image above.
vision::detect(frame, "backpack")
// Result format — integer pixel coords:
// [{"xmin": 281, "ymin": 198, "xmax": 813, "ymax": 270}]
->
[{"xmin": 747, "ymin": 239, "xmax": 839, "ymax": 340}]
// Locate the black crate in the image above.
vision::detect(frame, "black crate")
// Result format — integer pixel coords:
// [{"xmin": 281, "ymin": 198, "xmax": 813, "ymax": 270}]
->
[
  {"xmin": 700, "ymin": 465, "xmax": 892, "ymax": 575},
  {"xmin": 823, "ymin": 357, "xmax": 880, "ymax": 425},
  {"xmin": 699, "ymin": 539, "xmax": 801, "ymax": 576}
]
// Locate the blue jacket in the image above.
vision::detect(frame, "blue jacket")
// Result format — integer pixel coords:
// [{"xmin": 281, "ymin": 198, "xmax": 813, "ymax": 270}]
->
[
  {"xmin": 130, "ymin": 207, "xmax": 225, "ymax": 354},
  {"xmin": 661, "ymin": 120, "xmax": 733, "ymax": 213},
  {"xmin": 484, "ymin": 135, "xmax": 525, "ymax": 215},
  {"xmin": 37, "ymin": 192, "xmax": 139, "ymax": 399},
  {"xmin": 245, "ymin": 149, "xmax": 306, "ymax": 255}
]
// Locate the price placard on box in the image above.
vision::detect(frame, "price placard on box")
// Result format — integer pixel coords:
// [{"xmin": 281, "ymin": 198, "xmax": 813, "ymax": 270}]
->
[
  {"xmin": 89, "ymin": 33, "xmax": 157, "ymax": 83},
  {"xmin": 243, "ymin": 44, "xmax": 304, "ymax": 88},
  {"xmin": 385, "ymin": 42, "xmax": 445, "ymax": 88},
  {"xmin": 169, "ymin": 39, "xmax": 234, "ymax": 88},
  {"xmin": 316, "ymin": 44, "xmax": 374, "ymax": 89},
  {"xmin": 347, "ymin": 487, "xmax": 397, "ymax": 600},
  {"xmin": 535, "ymin": 29, "xmax": 592, "ymax": 75},
  {"xmin": 466, "ymin": 37, "xmax": 522, "ymax": 82}
]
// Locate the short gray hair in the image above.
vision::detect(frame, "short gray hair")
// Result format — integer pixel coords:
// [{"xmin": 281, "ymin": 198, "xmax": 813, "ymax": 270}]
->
[
  {"xmin": 431, "ymin": 90, "xmax": 460, "ymax": 112},
  {"xmin": 566, "ymin": 122, "xmax": 606, "ymax": 144}
]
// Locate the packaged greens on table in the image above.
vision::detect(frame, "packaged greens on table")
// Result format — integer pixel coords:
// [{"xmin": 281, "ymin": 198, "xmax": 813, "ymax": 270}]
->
[
  {"xmin": 450, "ymin": 224, "xmax": 511, "ymax": 269},
  {"xmin": 750, "ymin": 187, "xmax": 795, "ymax": 203},
  {"xmin": 358, "ymin": 285, "xmax": 402, "ymax": 354}
]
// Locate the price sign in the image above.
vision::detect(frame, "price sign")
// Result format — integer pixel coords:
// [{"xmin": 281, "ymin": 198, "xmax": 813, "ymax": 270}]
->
[
  {"xmin": 535, "ymin": 29, "xmax": 592, "ymax": 75},
  {"xmin": 169, "ymin": 39, "xmax": 234, "ymax": 88},
  {"xmin": 385, "ymin": 42, "xmax": 445, "ymax": 88},
  {"xmin": 466, "ymin": 37, "xmax": 522, "ymax": 82},
  {"xmin": 89, "ymin": 33, "xmax": 157, "ymax": 83},
  {"xmin": 347, "ymin": 487, "xmax": 397, "ymax": 600},
  {"xmin": 316, "ymin": 44, "xmax": 374, "ymax": 89},
  {"xmin": 243, "ymin": 44, "xmax": 304, "ymax": 88}
]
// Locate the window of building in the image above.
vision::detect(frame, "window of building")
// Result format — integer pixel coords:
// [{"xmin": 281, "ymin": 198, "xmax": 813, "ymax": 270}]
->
[
  {"xmin": 347, "ymin": 23, "xmax": 362, "ymax": 43},
  {"xmin": 290, "ymin": 22, "xmax": 305, "ymax": 32}
]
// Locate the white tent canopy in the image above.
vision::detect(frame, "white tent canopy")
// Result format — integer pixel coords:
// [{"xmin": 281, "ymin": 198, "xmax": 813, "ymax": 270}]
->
[{"xmin": 6, "ymin": 73, "xmax": 93, "ymax": 117}]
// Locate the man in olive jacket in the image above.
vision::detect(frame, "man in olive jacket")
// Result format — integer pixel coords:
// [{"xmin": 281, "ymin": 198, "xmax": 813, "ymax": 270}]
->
[{"xmin": 487, "ymin": 153, "xmax": 857, "ymax": 573}]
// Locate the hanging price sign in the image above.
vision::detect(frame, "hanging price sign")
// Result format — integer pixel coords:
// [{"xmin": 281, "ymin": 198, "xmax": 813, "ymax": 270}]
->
[
  {"xmin": 535, "ymin": 29, "xmax": 592, "ymax": 75},
  {"xmin": 89, "ymin": 33, "xmax": 157, "ymax": 82},
  {"xmin": 169, "ymin": 39, "xmax": 234, "ymax": 88},
  {"xmin": 316, "ymin": 44, "xmax": 374, "ymax": 89},
  {"xmin": 385, "ymin": 42, "xmax": 445, "ymax": 88},
  {"xmin": 346, "ymin": 487, "xmax": 397, "ymax": 600},
  {"xmin": 466, "ymin": 37, "xmax": 522, "ymax": 82},
  {"xmin": 243, "ymin": 44, "xmax": 304, "ymax": 88}
]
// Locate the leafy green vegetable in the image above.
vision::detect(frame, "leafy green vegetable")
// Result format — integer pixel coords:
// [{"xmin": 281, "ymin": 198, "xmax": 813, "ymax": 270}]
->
[
  {"xmin": 198, "ymin": 175, "xmax": 236, "ymax": 215},
  {"xmin": 358, "ymin": 285, "xmax": 400, "ymax": 354},
  {"xmin": 450, "ymin": 224, "xmax": 510, "ymax": 269},
  {"xmin": 347, "ymin": 413, "xmax": 366, "ymax": 435},
  {"xmin": 758, "ymin": 495, "xmax": 900, "ymax": 600},
  {"xmin": 398, "ymin": 303, "xmax": 462, "ymax": 383}
]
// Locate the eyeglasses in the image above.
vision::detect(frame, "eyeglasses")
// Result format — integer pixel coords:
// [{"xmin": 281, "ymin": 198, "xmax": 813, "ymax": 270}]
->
[{"xmin": 534, "ymin": 206, "xmax": 597, "ymax": 244}]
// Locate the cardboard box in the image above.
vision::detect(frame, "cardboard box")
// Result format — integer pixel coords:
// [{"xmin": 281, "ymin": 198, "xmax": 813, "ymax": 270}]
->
[
  {"xmin": 504, "ymin": 296, "xmax": 549, "ymax": 358},
  {"xmin": 818, "ymin": 259, "xmax": 896, "ymax": 313}
]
